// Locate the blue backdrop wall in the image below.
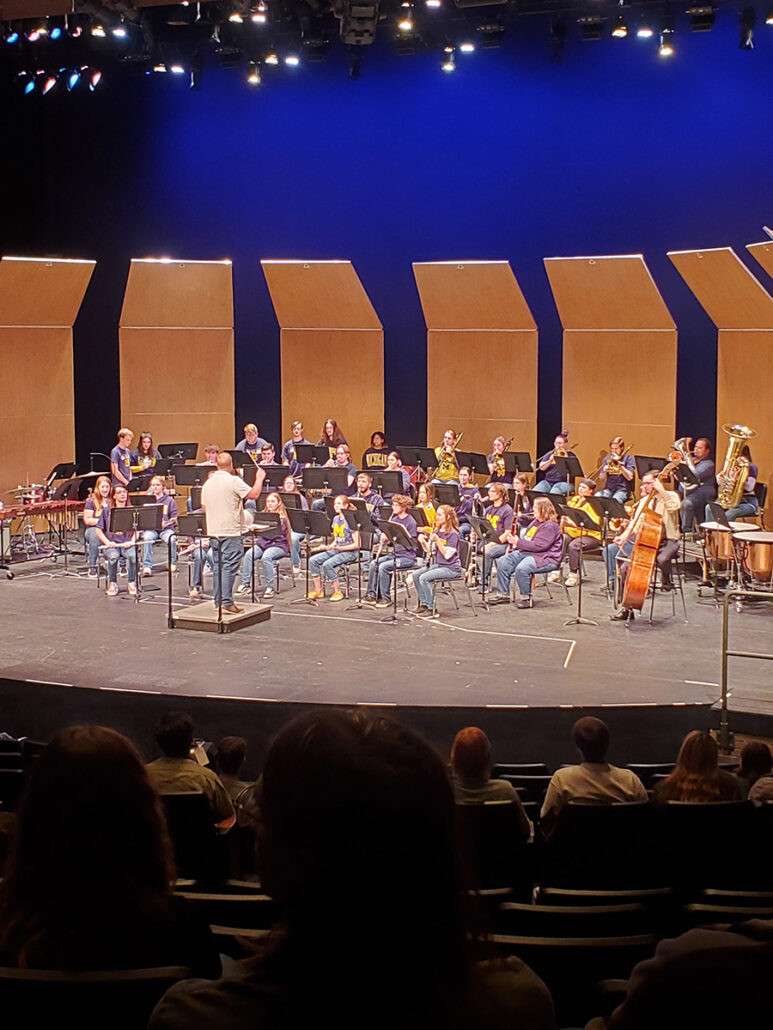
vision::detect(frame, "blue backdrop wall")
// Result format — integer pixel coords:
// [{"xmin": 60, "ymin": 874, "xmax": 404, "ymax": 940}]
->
[{"xmin": 3, "ymin": 14, "xmax": 772, "ymax": 464}]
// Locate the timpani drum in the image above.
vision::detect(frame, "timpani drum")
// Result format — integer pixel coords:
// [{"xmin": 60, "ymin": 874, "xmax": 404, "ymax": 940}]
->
[
  {"xmin": 700, "ymin": 521, "xmax": 759, "ymax": 564},
  {"xmin": 734, "ymin": 531, "xmax": 773, "ymax": 587}
]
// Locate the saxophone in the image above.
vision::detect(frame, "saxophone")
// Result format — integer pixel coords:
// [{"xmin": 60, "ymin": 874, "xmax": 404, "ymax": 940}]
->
[{"xmin": 717, "ymin": 423, "xmax": 756, "ymax": 510}]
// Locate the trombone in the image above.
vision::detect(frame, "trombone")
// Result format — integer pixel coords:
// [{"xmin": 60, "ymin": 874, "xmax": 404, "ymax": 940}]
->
[{"xmin": 592, "ymin": 443, "xmax": 633, "ymax": 480}]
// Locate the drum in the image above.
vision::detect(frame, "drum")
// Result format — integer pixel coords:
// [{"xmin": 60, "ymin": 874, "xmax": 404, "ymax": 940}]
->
[
  {"xmin": 734, "ymin": 531, "xmax": 773, "ymax": 586},
  {"xmin": 700, "ymin": 521, "xmax": 758, "ymax": 564},
  {"xmin": 19, "ymin": 484, "xmax": 47, "ymax": 505}
]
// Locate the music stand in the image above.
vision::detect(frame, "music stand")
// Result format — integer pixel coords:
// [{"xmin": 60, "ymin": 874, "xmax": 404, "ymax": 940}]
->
[
  {"xmin": 226, "ymin": 449, "xmax": 255, "ymax": 468},
  {"xmin": 434, "ymin": 484, "xmax": 461, "ymax": 507},
  {"xmin": 128, "ymin": 474, "xmax": 155, "ymax": 493},
  {"xmin": 554, "ymin": 454, "xmax": 583, "ymax": 490},
  {"xmin": 635, "ymin": 455, "xmax": 667, "ymax": 479},
  {"xmin": 526, "ymin": 490, "xmax": 563, "ymax": 515},
  {"xmin": 46, "ymin": 477, "xmax": 82, "ymax": 576},
  {"xmin": 296, "ymin": 444, "xmax": 330, "ymax": 466},
  {"xmin": 262, "ymin": 465, "xmax": 289, "ymax": 489},
  {"xmin": 88, "ymin": 452, "xmax": 111, "ymax": 473},
  {"xmin": 287, "ymin": 507, "xmax": 332, "ymax": 607},
  {"xmin": 301, "ymin": 467, "xmax": 349, "ymax": 496},
  {"xmin": 110, "ymin": 503, "xmax": 163, "ymax": 602},
  {"xmin": 587, "ymin": 496, "xmax": 629, "ymax": 597},
  {"xmin": 376, "ymin": 520, "xmax": 415, "ymax": 624},
  {"xmin": 512, "ymin": 452, "xmax": 534, "ymax": 473},
  {"xmin": 707, "ymin": 501, "xmax": 731, "ymax": 529},
  {"xmin": 368, "ymin": 470, "xmax": 405, "ymax": 496},
  {"xmin": 343, "ymin": 508, "xmax": 379, "ymax": 609},
  {"xmin": 171, "ymin": 513, "xmax": 208, "ymax": 622},
  {"xmin": 557, "ymin": 505, "xmax": 599, "ymax": 627},
  {"xmin": 172, "ymin": 464, "xmax": 211, "ymax": 487},
  {"xmin": 278, "ymin": 492, "xmax": 302, "ymax": 509},
  {"xmin": 467, "ymin": 453, "xmax": 490, "ymax": 480},
  {"xmin": 159, "ymin": 443, "xmax": 199, "ymax": 462},
  {"xmin": 129, "ymin": 494, "xmax": 158, "ymax": 506},
  {"xmin": 45, "ymin": 462, "xmax": 77, "ymax": 488},
  {"xmin": 396, "ymin": 446, "xmax": 437, "ymax": 477},
  {"xmin": 468, "ymin": 514, "xmax": 501, "ymax": 609}
]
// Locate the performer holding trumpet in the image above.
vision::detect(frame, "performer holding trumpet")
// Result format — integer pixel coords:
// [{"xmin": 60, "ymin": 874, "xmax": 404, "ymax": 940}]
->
[
  {"xmin": 597, "ymin": 437, "xmax": 635, "ymax": 503},
  {"xmin": 534, "ymin": 432, "xmax": 576, "ymax": 495}
]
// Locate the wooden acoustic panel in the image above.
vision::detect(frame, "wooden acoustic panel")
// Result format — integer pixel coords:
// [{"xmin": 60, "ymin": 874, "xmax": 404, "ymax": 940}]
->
[
  {"xmin": 0, "ymin": 257, "xmax": 94, "ymax": 327},
  {"xmin": 668, "ymin": 248, "xmax": 773, "ymax": 330},
  {"xmin": 746, "ymin": 240, "xmax": 773, "ymax": 284},
  {"xmin": 545, "ymin": 257, "xmax": 676, "ymax": 476},
  {"xmin": 414, "ymin": 262, "xmax": 538, "ymax": 463},
  {"xmin": 263, "ymin": 262, "xmax": 383, "ymax": 463},
  {"xmin": 120, "ymin": 260, "xmax": 233, "ymax": 329}
]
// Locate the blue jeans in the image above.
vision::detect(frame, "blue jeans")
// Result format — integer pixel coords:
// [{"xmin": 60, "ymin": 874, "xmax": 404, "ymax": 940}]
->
[
  {"xmin": 240, "ymin": 545, "xmax": 288, "ymax": 589},
  {"xmin": 495, "ymin": 551, "xmax": 559, "ymax": 598},
  {"xmin": 706, "ymin": 499, "xmax": 759, "ymax": 522},
  {"xmin": 191, "ymin": 544, "xmax": 213, "ymax": 588},
  {"xmin": 598, "ymin": 488, "xmax": 629, "ymax": 504},
  {"xmin": 533, "ymin": 480, "xmax": 570, "ymax": 495},
  {"xmin": 105, "ymin": 546, "xmax": 136, "ymax": 584},
  {"xmin": 477, "ymin": 542, "xmax": 507, "ymax": 587},
  {"xmin": 211, "ymin": 536, "xmax": 243, "ymax": 607},
  {"xmin": 290, "ymin": 531, "xmax": 304, "ymax": 567},
  {"xmin": 85, "ymin": 526, "xmax": 100, "ymax": 569},
  {"xmin": 413, "ymin": 565, "xmax": 461, "ymax": 608},
  {"xmin": 310, "ymin": 548, "xmax": 357, "ymax": 582},
  {"xmin": 142, "ymin": 528, "xmax": 178, "ymax": 569},
  {"xmin": 604, "ymin": 539, "xmax": 634, "ymax": 587},
  {"xmin": 367, "ymin": 554, "xmax": 416, "ymax": 600}
]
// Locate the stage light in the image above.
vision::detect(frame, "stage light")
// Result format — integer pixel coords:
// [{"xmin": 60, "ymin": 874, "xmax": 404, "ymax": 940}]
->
[
  {"xmin": 5, "ymin": 28, "xmax": 19, "ymax": 44},
  {"xmin": 113, "ymin": 26, "xmax": 128, "ymax": 39},
  {"xmin": 264, "ymin": 51, "xmax": 279, "ymax": 64},
  {"xmin": 89, "ymin": 69, "xmax": 102, "ymax": 90},
  {"xmin": 228, "ymin": 12, "xmax": 244, "ymax": 23},
  {"xmin": 153, "ymin": 62, "xmax": 167, "ymax": 72},
  {"xmin": 42, "ymin": 75, "xmax": 56, "ymax": 95},
  {"xmin": 611, "ymin": 15, "xmax": 628, "ymax": 38},
  {"xmin": 284, "ymin": 53, "xmax": 299, "ymax": 66},
  {"xmin": 767, "ymin": 4, "xmax": 773, "ymax": 25},
  {"xmin": 251, "ymin": 12, "xmax": 267, "ymax": 23},
  {"xmin": 658, "ymin": 31, "xmax": 675, "ymax": 56},
  {"xmin": 247, "ymin": 60, "xmax": 261, "ymax": 83},
  {"xmin": 441, "ymin": 45, "xmax": 455, "ymax": 71},
  {"xmin": 636, "ymin": 17, "xmax": 655, "ymax": 38},
  {"xmin": 50, "ymin": 27, "xmax": 62, "ymax": 40},
  {"xmin": 426, "ymin": 0, "xmax": 441, "ymax": 7},
  {"xmin": 67, "ymin": 69, "xmax": 80, "ymax": 90},
  {"xmin": 459, "ymin": 40, "xmax": 475, "ymax": 52},
  {"xmin": 24, "ymin": 78, "xmax": 36, "ymax": 94},
  {"xmin": 740, "ymin": 6, "xmax": 756, "ymax": 48},
  {"xmin": 478, "ymin": 21, "xmax": 504, "ymax": 48},
  {"xmin": 91, "ymin": 24, "xmax": 106, "ymax": 37},
  {"xmin": 170, "ymin": 61, "xmax": 185, "ymax": 74},
  {"xmin": 398, "ymin": 16, "xmax": 413, "ymax": 31}
]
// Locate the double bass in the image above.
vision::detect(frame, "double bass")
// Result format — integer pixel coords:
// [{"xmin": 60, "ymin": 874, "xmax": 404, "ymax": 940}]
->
[{"xmin": 619, "ymin": 458, "xmax": 680, "ymax": 611}]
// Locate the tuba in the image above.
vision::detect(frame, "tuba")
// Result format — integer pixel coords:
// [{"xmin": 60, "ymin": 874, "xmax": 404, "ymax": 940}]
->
[{"xmin": 717, "ymin": 423, "xmax": 756, "ymax": 510}]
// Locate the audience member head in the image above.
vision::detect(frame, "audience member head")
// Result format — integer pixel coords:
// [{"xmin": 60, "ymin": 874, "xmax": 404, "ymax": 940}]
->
[
  {"xmin": 156, "ymin": 710, "xmax": 194, "ymax": 758},
  {"xmin": 217, "ymin": 736, "xmax": 247, "ymax": 779},
  {"xmin": 0, "ymin": 725, "xmax": 174, "ymax": 967},
  {"xmin": 450, "ymin": 727, "xmax": 492, "ymax": 786},
  {"xmin": 572, "ymin": 716, "xmax": 610, "ymax": 763},
  {"xmin": 739, "ymin": 741, "xmax": 773, "ymax": 787},
  {"xmin": 657, "ymin": 730, "xmax": 723, "ymax": 802}
]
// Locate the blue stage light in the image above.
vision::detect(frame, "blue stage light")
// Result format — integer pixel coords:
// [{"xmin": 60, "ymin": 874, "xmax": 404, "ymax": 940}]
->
[
  {"xmin": 68, "ymin": 69, "xmax": 80, "ymax": 90},
  {"xmin": 50, "ymin": 27, "xmax": 62, "ymax": 40},
  {"xmin": 6, "ymin": 31, "xmax": 20, "ymax": 44},
  {"xmin": 24, "ymin": 79, "xmax": 35, "ymax": 94}
]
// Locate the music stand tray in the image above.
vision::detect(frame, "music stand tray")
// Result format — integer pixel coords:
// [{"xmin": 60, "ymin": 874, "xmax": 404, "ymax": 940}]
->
[{"xmin": 159, "ymin": 443, "xmax": 199, "ymax": 462}]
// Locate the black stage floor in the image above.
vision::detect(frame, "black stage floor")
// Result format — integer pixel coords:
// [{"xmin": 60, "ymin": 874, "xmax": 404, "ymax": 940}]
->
[{"xmin": 1, "ymin": 553, "xmax": 771, "ymax": 769}]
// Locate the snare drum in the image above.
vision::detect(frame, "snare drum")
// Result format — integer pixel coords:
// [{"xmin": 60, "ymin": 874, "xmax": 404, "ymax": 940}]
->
[
  {"xmin": 700, "ymin": 521, "xmax": 758, "ymax": 564},
  {"xmin": 19, "ymin": 484, "xmax": 47, "ymax": 505},
  {"xmin": 734, "ymin": 531, "xmax": 773, "ymax": 586}
]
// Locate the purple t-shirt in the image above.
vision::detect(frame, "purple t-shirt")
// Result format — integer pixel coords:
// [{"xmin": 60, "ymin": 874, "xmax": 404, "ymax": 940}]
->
[
  {"xmin": 538, "ymin": 449, "xmax": 576, "ymax": 486},
  {"xmin": 253, "ymin": 515, "xmax": 289, "ymax": 554},
  {"xmin": 603, "ymin": 452, "xmax": 635, "ymax": 495},
  {"xmin": 110, "ymin": 445, "xmax": 132, "ymax": 486},
  {"xmin": 457, "ymin": 485, "xmax": 480, "ymax": 521},
  {"xmin": 153, "ymin": 493, "xmax": 179, "ymax": 530},
  {"xmin": 484, "ymin": 503, "xmax": 514, "ymax": 539},
  {"xmin": 331, "ymin": 513, "xmax": 355, "ymax": 548},
  {"xmin": 436, "ymin": 528, "xmax": 462, "ymax": 573},
  {"xmin": 390, "ymin": 512, "xmax": 418, "ymax": 558},
  {"xmin": 515, "ymin": 519, "xmax": 563, "ymax": 568},
  {"xmin": 97, "ymin": 505, "xmax": 133, "ymax": 545}
]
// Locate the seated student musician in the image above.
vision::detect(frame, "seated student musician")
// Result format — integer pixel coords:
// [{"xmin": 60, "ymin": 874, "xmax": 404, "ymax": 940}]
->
[
  {"xmin": 235, "ymin": 423, "xmax": 269, "ymax": 463},
  {"xmin": 110, "ymin": 427, "xmax": 134, "ymax": 487},
  {"xmin": 197, "ymin": 444, "xmax": 220, "ymax": 466},
  {"xmin": 95, "ymin": 484, "xmax": 137, "ymax": 597},
  {"xmin": 82, "ymin": 474, "xmax": 112, "ymax": 579},
  {"xmin": 512, "ymin": 473, "xmax": 534, "ymax": 530},
  {"xmin": 131, "ymin": 431, "xmax": 162, "ymax": 473},
  {"xmin": 281, "ymin": 420, "xmax": 312, "ymax": 477},
  {"xmin": 384, "ymin": 450, "xmax": 412, "ymax": 497},
  {"xmin": 307, "ymin": 495, "xmax": 360, "ymax": 603},
  {"xmin": 362, "ymin": 431, "xmax": 390, "ymax": 470},
  {"xmin": 415, "ymin": 482, "xmax": 437, "ymax": 554},
  {"xmin": 456, "ymin": 466, "xmax": 481, "ymax": 539},
  {"xmin": 432, "ymin": 429, "xmax": 461, "ymax": 485},
  {"xmin": 311, "ymin": 445, "xmax": 357, "ymax": 510},
  {"xmin": 534, "ymin": 432, "xmax": 576, "ymax": 495},
  {"xmin": 142, "ymin": 474, "xmax": 179, "ymax": 575},
  {"xmin": 237, "ymin": 492, "xmax": 292, "ymax": 600},
  {"xmin": 184, "ymin": 535, "xmax": 212, "ymax": 599},
  {"xmin": 487, "ymin": 435, "xmax": 514, "ymax": 486},
  {"xmin": 597, "ymin": 436, "xmax": 635, "ymax": 503},
  {"xmin": 606, "ymin": 470, "xmax": 681, "ymax": 621},
  {"xmin": 364, "ymin": 494, "xmax": 419, "ymax": 608},
  {"xmin": 281, "ymin": 473, "xmax": 308, "ymax": 575},
  {"xmin": 489, "ymin": 497, "xmax": 563, "ymax": 609},
  {"xmin": 551, "ymin": 477, "xmax": 602, "ymax": 587},
  {"xmin": 412, "ymin": 504, "xmax": 463, "ymax": 618},
  {"xmin": 678, "ymin": 436, "xmax": 716, "ymax": 535},
  {"xmin": 352, "ymin": 471, "xmax": 382, "ymax": 568},
  {"xmin": 710, "ymin": 443, "xmax": 760, "ymax": 522},
  {"xmin": 475, "ymin": 482, "xmax": 514, "ymax": 589},
  {"xmin": 317, "ymin": 418, "xmax": 348, "ymax": 460}
]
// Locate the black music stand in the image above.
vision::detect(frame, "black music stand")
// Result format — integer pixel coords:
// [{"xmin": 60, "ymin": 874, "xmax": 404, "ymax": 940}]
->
[
  {"xmin": 173, "ymin": 464, "xmax": 211, "ymax": 487},
  {"xmin": 512, "ymin": 452, "xmax": 534, "ymax": 473},
  {"xmin": 296, "ymin": 443, "xmax": 331, "ymax": 466},
  {"xmin": 378, "ymin": 504, "xmax": 393, "ymax": 524},
  {"xmin": 287, "ymin": 508, "xmax": 332, "ymax": 607},
  {"xmin": 262, "ymin": 465, "xmax": 289, "ymax": 490},
  {"xmin": 169, "ymin": 513, "xmax": 207, "ymax": 625},
  {"xmin": 343, "ymin": 508, "xmax": 379, "ymax": 610},
  {"xmin": 302, "ymin": 466, "xmax": 349, "ymax": 498},
  {"xmin": 226, "ymin": 449, "xmax": 256, "ymax": 468},
  {"xmin": 635, "ymin": 455, "xmax": 667, "ymax": 479},
  {"xmin": 88, "ymin": 451, "xmax": 111, "ymax": 473},
  {"xmin": 587, "ymin": 496, "xmax": 629, "ymax": 598},
  {"xmin": 45, "ymin": 462, "xmax": 77, "ymax": 490},
  {"xmin": 467, "ymin": 453, "xmax": 490, "ymax": 480},
  {"xmin": 557, "ymin": 505, "xmax": 599, "ymax": 627},
  {"xmin": 110, "ymin": 503, "xmax": 163, "ymax": 602},
  {"xmin": 159, "ymin": 443, "xmax": 199, "ymax": 462},
  {"xmin": 553, "ymin": 454, "xmax": 583, "ymax": 491},
  {"xmin": 468, "ymin": 514, "xmax": 501, "ymax": 610},
  {"xmin": 526, "ymin": 490, "xmax": 563, "ymax": 515},
  {"xmin": 376, "ymin": 520, "xmax": 415, "ymax": 624},
  {"xmin": 368, "ymin": 470, "xmax": 405, "ymax": 497},
  {"xmin": 46, "ymin": 477, "xmax": 82, "ymax": 576},
  {"xmin": 396, "ymin": 446, "xmax": 437, "ymax": 480},
  {"xmin": 278, "ymin": 492, "xmax": 302, "ymax": 509},
  {"xmin": 128, "ymin": 474, "xmax": 155, "ymax": 493},
  {"xmin": 434, "ymin": 484, "xmax": 461, "ymax": 507}
]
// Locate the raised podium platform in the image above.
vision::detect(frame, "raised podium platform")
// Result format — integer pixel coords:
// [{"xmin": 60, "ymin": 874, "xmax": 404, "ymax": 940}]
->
[{"xmin": 170, "ymin": 599, "xmax": 272, "ymax": 634}]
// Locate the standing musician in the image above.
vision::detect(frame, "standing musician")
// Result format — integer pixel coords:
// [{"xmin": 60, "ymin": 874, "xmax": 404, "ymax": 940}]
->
[
  {"xmin": 456, "ymin": 466, "xmax": 481, "ymax": 538},
  {"xmin": 307, "ymin": 495, "xmax": 360, "ymax": 603},
  {"xmin": 597, "ymin": 437, "xmax": 635, "ymax": 503},
  {"xmin": 362, "ymin": 432, "xmax": 390, "ymax": 470},
  {"xmin": 432, "ymin": 429, "xmax": 461, "ymax": 485},
  {"xmin": 412, "ymin": 505, "xmax": 463, "ymax": 619},
  {"xmin": 317, "ymin": 419, "xmax": 348, "ymax": 460},
  {"xmin": 552, "ymin": 478, "xmax": 602, "ymax": 588},
  {"xmin": 512, "ymin": 473, "xmax": 534, "ymax": 530},
  {"xmin": 606, "ymin": 471, "xmax": 681, "ymax": 621},
  {"xmin": 534, "ymin": 432, "xmax": 576, "ymax": 495},
  {"xmin": 489, "ymin": 498, "xmax": 563, "ymax": 609},
  {"xmin": 475, "ymin": 482, "xmax": 514, "ymax": 588},
  {"xmin": 235, "ymin": 423, "xmax": 269, "ymax": 462},
  {"xmin": 487, "ymin": 436, "xmax": 514, "ymax": 485},
  {"xmin": 678, "ymin": 437, "xmax": 716, "ymax": 534},
  {"xmin": 141, "ymin": 475, "xmax": 179, "ymax": 576},
  {"xmin": 385, "ymin": 451, "xmax": 412, "ymax": 497},
  {"xmin": 281, "ymin": 420, "xmax": 312, "ymax": 477},
  {"xmin": 364, "ymin": 494, "xmax": 419, "ymax": 608},
  {"xmin": 83, "ymin": 475, "xmax": 112, "ymax": 579},
  {"xmin": 110, "ymin": 428, "xmax": 134, "ymax": 487},
  {"xmin": 711, "ymin": 444, "xmax": 759, "ymax": 522},
  {"xmin": 131, "ymin": 432, "xmax": 161, "ymax": 472}
]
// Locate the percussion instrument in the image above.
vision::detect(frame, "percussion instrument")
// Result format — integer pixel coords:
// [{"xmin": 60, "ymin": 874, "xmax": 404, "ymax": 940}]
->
[
  {"xmin": 734, "ymin": 531, "xmax": 773, "ymax": 587},
  {"xmin": 700, "ymin": 520, "xmax": 759, "ymax": 565},
  {"xmin": 10, "ymin": 484, "xmax": 47, "ymax": 504}
]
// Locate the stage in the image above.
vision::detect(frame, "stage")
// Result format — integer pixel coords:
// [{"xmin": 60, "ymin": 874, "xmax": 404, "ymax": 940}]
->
[{"xmin": 1, "ymin": 549, "xmax": 771, "ymax": 772}]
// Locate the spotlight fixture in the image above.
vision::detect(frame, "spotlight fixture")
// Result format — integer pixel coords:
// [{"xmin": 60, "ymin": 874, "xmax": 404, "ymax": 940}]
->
[
  {"xmin": 686, "ymin": 4, "xmax": 715, "ymax": 32},
  {"xmin": 24, "ymin": 76, "xmax": 36, "ymax": 94},
  {"xmin": 636, "ymin": 16, "xmax": 655, "ymax": 38},
  {"xmin": 477, "ymin": 21, "xmax": 504, "ymax": 48},
  {"xmin": 89, "ymin": 69, "xmax": 102, "ymax": 90},
  {"xmin": 740, "ymin": 6, "xmax": 756, "ymax": 48},
  {"xmin": 91, "ymin": 24, "xmax": 106, "ymax": 38},
  {"xmin": 169, "ymin": 61, "xmax": 186, "ymax": 74},
  {"xmin": 4, "ymin": 27, "xmax": 20, "ymax": 44},
  {"xmin": 284, "ymin": 53, "xmax": 300, "ymax": 66},
  {"xmin": 67, "ymin": 69, "xmax": 80, "ymax": 90},
  {"xmin": 426, "ymin": 0, "xmax": 441, "ymax": 7},
  {"xmin": 264, "ymin": 51, "xmax": 279, "ymax": 64},
  {"xmin": 251, "ymin": 12, "xmax": 267, "ymax": 23},
  {"xmin": 228, "ymin": 13, "xmax": 244, "ymax": 23},
  {"xmin": 658, "ymin": 20, "xmax": 675, "ymax": 57},
  {"xmin": 459, "ymin": 40, "xmax": 475, "ymax": 52},
  {"xmin": 153, "ymin": 62, "xmax": 168, "ymax": 72},
  {"xmin": 611, "ymin": 14, "xmax": 628, "ymax": 38},
  {"xmin": 767, "ymin": 4, "xmax": 773, "ymax": 25},
  {"xmin": 337, "ymin": 1, "xmax": 380, "ymax": 46},
  {"xmin": 441, "ymin": 45, "xmax": 455, "ymax": 71},
  {"xmin": 112, "ymin": 26, "xmax": 128, "ymax": 39},
  {"xmin": 247, "ymin": 60, "xmax": 261, "ymax": 83},
  {"xmin": 42, "ymin": 75, "xmax": 57, "ymax": 95},
  {"xmin": 398, "ymin": 15, "xmax": 413, "ymax": 31},
  {"xmin": 578, "ymin": 15, "xmax": 605, "ymax": 41}
]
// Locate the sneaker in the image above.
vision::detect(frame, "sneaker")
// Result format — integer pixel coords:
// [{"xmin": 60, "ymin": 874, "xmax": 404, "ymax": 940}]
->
[
  {"xmin": 565, "ymin": 573, "xmax": 579, "ymax": 587},
  {"xmin": 307, "ymin": 589, "xmax": 325, "ymax": 600},
  {"xmin": 375, "ymin": 598, "xmax": 391, "ymax": 608},
  {"xmin": 516, "ymin": 596, "xmax": 533, "ymax": 609},
  {"xmin": 170, "ymin": 563, "xmax": 177, "ymax": 572},
  {"xmin": 329, "ymin": 592, "xmax": 345, "ymax": 602},
  {"xmin": 415, "ymin": 605, "xmax": 433, "ymax": 618},
  {"xmin": 189, "ymin": 586, "xmax": 201, "ymax": 598},
  {"xmin": 235, "ymin": 584, "xmax": 251, "ymax": 595},
  {"xmin": 293, "ymin": 565, "xmax": 302, "ymax": 576},
  {"xmin": 106, "ymin": 583, "xmax": 118, "ymax": 596},
  {"xmin": 88, "ymin": 568, "xmax": 98, "ymax": 580},
  {"xmin": 488, "ymin": 594, "xmax": 510, "ymax": 605},
  {"xmin": 363, "ymin": 594, "xmax": 378, "ymax": 605},
  {"xmin": 142, "ymin": 567, "xmax": 152, "ymax": 577},
  {"xmin": 263, "ymin": 588, "xmax": 275, "ymax": 599},
  {"xmin": 610, "ymin": 607, "xmax": 634, "ymax": 622},
  {"xmin": 548, "ymin": 570, "xmax": 562, "ymax": 583},
  {"xmin": 128, "ymin": 582, "xmax": 137, "ymax": 596}
]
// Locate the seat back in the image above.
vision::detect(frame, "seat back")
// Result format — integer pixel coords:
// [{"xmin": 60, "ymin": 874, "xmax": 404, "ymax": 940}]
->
[
  {"xmin": 454, "ymin": 800, "xmax": 530, "ymax": 891},
  {"xmin": 160, "ymin": 792, "xmax": 227, "ymax": 885},
  {"xmin": 493, "ymin": 762, "xmax": 550, "ymax": 777},
  {"xmin": 656, "ymin": 800, "xmax": 755, "ymax": 889}
]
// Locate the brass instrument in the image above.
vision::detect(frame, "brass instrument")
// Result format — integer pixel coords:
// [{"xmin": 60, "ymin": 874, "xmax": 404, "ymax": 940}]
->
[
  {"xmin": 493, "ymin": 436, "xmax": 514, "ymax": 477},
  {"xmin": 600, "ymin": 443, "xmax": 633, "ymax": 478},
  {"xmin": 717, "ymin": 423, "xmax": 757, "ymax": 509},
  {"xmin": 435, "ymin": 431, "xmax": 463, "ymax": 477},
  {"xmin": 553, "ymin": 441, "xmax": 578, "ymax": 459}
]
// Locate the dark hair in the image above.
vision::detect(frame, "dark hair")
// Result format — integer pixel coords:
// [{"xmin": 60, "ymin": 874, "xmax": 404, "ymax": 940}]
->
[
  {"xmin": 156, "ymin": 710, "xmax": 194, "ymax": 758},
  {"xmin": 450, "ymin": 727, "xmax": 492, "ymax": 785},
  {"xmin": 370, "ymin": 431, "xmax": 386, "ymax": 446},
  {"xmin": 739, "ymin": 742, "xmax": 772, "ymax": 786},
  {"xmin": 218, "ymin": 736, "xmax": 247, "ymax": 777},
  {"xmin": 136, "ymin": 432, "xmax": 154, "ymax": 457},
  {"xmin": 254, "ymin": 710, "xmax": 469, "ymax": 1024},
  {"xmin": 318, "ymin": 419, "xmax": 346, "ymax": 447},
  {"xmin": 656, "ymin": 730, "xmax": 722, "ymax": 803},
  {"xmin": 572, "ymin": 716, "xmax": 610, "ymax": 763},
  {"xmin": 0, "ymin": 725, "xmax": 175, "ymax": 968}
]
